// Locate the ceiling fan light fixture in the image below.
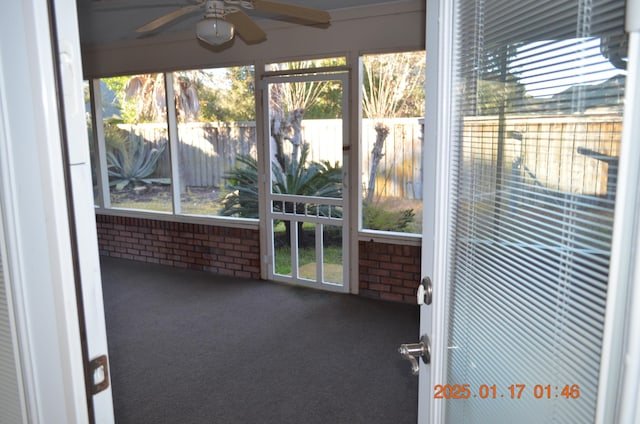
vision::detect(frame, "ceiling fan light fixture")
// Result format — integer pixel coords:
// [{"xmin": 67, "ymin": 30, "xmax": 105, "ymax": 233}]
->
[{"xmin": 196, "ymin": 17, "xmax": 234, "ymax": 45}]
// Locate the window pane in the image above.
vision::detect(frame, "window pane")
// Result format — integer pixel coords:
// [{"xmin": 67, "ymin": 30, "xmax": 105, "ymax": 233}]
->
[
  {"xmin": 101, "ymin": 74, "xmax": 172, "ymax": 212},
  {"xmin": 360, "ymin": 51, "xmax": 425, "ymax": 234},
  {"xmin": 444, "ymin": 0, "xmax": 626, "ymax": 422},
  {"xmin": 84, "ymin": 80, "xmax": 99, "ymax": 205},
  {"xmin": 172, "ymin": 67, "xmax": 257, "ymax": 217},
  {"xmin": 265, "ymin": 57, "xmax": 346, "ymax": 72},
  {"xmin": 322, "ymin": 224, "xmax": 342, "ymax": 285}
]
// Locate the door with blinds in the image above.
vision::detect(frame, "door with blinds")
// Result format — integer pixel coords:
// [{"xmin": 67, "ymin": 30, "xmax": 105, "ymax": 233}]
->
[{"xmin": 421, "ymin": 0, "xmax": 628, "ymax": 422}]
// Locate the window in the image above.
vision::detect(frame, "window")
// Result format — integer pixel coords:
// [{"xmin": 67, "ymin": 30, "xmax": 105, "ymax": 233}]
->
[
  {"xmin": 92, "ymin": 68, "xmax": 259, "ymax": 219},
  {"xmin": 360, "ymin": 51, "xmax": 425, "ymax": 234},
  {"xmin": 172, "ymin": 66, "xmax": 257, "ymax": 217},
  {"xmin": 100, "ymin": 74, "xmax": 172, "ymax": 212}
]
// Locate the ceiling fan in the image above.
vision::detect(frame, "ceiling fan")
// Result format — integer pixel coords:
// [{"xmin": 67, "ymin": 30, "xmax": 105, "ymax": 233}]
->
[{"xmin": 135, "ymin": 0, "xmax": 331, "ymax": 46}]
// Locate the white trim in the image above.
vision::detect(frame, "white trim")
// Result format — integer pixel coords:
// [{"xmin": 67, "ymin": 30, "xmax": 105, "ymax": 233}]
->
[
  {"xmin": 421, "ymin": 0, "xmax": 455, "ymax": 422},
  {"xmin": 358, "ymin": 230, "xmax": 421, "ymax": 246},
  {"xmin": 91, "ymin": 79, "xmax": 111, "ymax": 208},
  {"xmin": 165, "ymin": 72, "xmax": 182, "ymax": 215},
  {"xmin": 348, "ymin": 50, "xmax": 361, "ymax": 295},
  {"xmin": 628, "ymin": 0, "xmax": 640, "ymax": 32},
  {"xmin": 596, "ymin": 31, "xmax": 640, "ymax": 424},
  {"xmin": 95, "ymin": 208, "xmax": 260, "ymax": 230},
  {"xmin": 255, "ymin": 59, "xmax": 269, "ymax": 280}
]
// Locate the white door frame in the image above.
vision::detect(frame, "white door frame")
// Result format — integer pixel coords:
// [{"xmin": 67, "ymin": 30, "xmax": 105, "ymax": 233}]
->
[
  {"xmin": 0, "ymin": 0, "xmax": 91, "ymax": 421},
  {"xmin": 0, "ymin": 0, "xmax": 115, "ymax": 421},
  {"xmin": 261, "ymin": 71, "xmax": 350, "ymax": 293},
  {"xmin": 596, "ymin": 11, "xmax": 640, "ymax": 423},
  {"xmin": 419, "ymin": 0, "xmax": 455, "ymax": 421},
  {"xmin": 420, "ymin": 0, "xmax": 640, "ymax": 423}
]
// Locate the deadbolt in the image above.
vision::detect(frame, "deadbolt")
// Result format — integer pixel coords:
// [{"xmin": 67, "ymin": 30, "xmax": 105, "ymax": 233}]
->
[{"xmin": 417, "ymin": 277, "xmax": 433, "ymax": 305}]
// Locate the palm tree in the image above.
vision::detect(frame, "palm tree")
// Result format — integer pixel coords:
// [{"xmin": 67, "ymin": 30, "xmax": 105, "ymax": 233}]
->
[{"xmin": 122, "ymin": 73, "xmax": 200, "ymax": 123}]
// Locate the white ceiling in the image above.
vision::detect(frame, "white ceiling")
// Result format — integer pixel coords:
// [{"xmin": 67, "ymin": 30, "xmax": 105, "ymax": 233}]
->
[{"xmin": 75, "ymin": 0, "xmax": 395, "ymax": 45}]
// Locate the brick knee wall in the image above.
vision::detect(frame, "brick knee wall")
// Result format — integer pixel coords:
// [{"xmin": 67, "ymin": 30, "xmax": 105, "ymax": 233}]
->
[
  {"xmin": 95, "ymin": 214, "xmax": 260, "ymax": 279},
  {"xmin": 359, "ymin": 240, "xmax": 421, "ymax": 303},
  {"xmin": 95, "ymin": 214, "xmax": 420, "ymax": 303}
]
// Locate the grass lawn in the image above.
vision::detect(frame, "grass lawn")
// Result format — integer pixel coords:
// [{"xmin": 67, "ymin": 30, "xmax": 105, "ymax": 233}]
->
[
  {"xmin": 274, "ymin": 245, "xmax": 342, "ymax": 274},
  {"xmin": 109, "ymin": 185, "xmax": 223, "ymax": 214}
]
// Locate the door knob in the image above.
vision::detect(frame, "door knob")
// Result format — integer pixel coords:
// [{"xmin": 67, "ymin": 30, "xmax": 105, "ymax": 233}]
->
[{"xmin": 398, "ymin": 335, "xmax": 430, "ymax": 375}]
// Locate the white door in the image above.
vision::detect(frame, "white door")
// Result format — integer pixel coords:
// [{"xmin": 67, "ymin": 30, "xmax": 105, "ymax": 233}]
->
[
  {"xmin": 52, "ymin": 0, "xmax": 115, "ymax": 421},
  {"xmin": 262, "ymin": 71, "xmax": 350, "ymax": 293},
  {"xmin": 415, "ymin": 0, "xmax": 633, "ymax": 422}
]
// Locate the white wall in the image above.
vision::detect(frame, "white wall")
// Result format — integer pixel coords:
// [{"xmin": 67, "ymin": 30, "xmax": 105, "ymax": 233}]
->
[{"xmin": 81, "ymin": 0, "xmax": 425, "ymax": 77}]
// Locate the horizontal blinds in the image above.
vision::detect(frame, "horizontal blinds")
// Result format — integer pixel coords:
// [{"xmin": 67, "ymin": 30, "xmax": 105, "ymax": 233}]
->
[
  {"xmin": 445, "ymin": 0, "xmax": 626, "ymax": 422},
  {"xmin": 0, "ymin": 238, "xmax": 24, "ymax": 423}
]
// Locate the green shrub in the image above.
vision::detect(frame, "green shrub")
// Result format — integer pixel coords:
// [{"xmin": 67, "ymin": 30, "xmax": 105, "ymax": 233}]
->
[{"xmin": 363, "ymin": 202, "xmax": 415, "ymax": 232}]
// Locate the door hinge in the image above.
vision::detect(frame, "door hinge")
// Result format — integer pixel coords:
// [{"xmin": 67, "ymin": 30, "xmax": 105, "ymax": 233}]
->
[{"xmin": 88, "ymin": 355, "xmax": 110, "ymax": 395}]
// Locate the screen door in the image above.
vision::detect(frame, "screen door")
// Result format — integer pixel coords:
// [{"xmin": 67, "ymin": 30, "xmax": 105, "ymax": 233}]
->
[{"xmin": 263, "ymin": 71, "xmax": 349, "ymax": 292}]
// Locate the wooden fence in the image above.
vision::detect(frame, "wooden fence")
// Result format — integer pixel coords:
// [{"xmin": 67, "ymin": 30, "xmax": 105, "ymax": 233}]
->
[
  {"xmin": 462, "ymin": 115, "xmax": 622, "ymax": 199},
  {"xmin": 117, "ymin": 118, "xmax": 424, "ymax": 198},
  {"xmin": 116, "ymin": 114, "xmax": 621, "ymax": 201}
]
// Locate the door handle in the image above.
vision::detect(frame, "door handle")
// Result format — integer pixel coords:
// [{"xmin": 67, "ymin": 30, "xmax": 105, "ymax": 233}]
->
[{"xmin": 398, "ymin": 335, "xmax": 430, "ymax": 375}]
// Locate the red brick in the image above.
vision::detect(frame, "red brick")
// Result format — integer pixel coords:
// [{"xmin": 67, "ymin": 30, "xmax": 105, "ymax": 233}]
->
[
  {"xmin": 381, "ymin": 261, "xmax": 404, "ymax": 271},
  {"xmin": 360, "ymin": 274, "xmax": 380, "ymax": 284},
  {"xmin": 369, "ymin": 253, "xmax": 391, "ymax": 262},
  {"xmin": 391, "ymin": 286, "xmax": 415, "ymax": 295},
  {"xmin": 243, "ymin": 265, "xmax": 260, "ymax": 274},
  {"xmin": 380, "ymin": 276, "xmax": 404, "ymax": 286},
  {"xmin": 403, "ymin": 265, "xmax": 421, "ymax": 273},
  {"xmin": 369, "ymin": 268, "xmax": 390, "ymax": 277},
  {"xmin": 380, "ymin": 292, "xmax": 404, "ymax": 302},
  {"xmin": 369, "ymin": 283, "xmax": 391, "ymax": 292}
]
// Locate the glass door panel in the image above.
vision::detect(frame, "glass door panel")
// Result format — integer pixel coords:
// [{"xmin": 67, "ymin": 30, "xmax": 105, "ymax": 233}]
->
[{"xmin": 437, "ymin": 0, "xmax": 628, "ymax": 422}]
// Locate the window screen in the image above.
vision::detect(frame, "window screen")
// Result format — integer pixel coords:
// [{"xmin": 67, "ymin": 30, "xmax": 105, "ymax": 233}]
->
[{"xmin": 444, "ymin": 0, "xmax": 627, "ymax": 422}]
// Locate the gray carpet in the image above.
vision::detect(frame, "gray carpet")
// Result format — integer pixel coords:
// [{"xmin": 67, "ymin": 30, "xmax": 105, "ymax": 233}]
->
[{"xmin": 101, "ymin": 257, "xmax": 419, "ymax": 423}]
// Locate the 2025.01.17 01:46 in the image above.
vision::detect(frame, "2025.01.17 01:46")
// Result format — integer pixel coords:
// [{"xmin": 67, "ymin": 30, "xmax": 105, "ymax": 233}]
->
[{"xmin": 433, "ymin": 384, "xmax": 581, "ymax": 399}]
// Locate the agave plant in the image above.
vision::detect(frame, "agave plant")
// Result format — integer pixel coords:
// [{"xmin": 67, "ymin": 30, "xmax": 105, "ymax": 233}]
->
[
  {"xmin": 221, "ymin": 144, "xmax": 342, "ymax": 218},
  {"xmin": 271, "ymin": 144, "xmax": 342, "ymax": 217},
  {"xmin": 219, "ymin": 154, "xmax": 260, "ymax": 218},
  {"xmin": 107, "ymin": 133, "xmax": 170, "ymax": 191}
]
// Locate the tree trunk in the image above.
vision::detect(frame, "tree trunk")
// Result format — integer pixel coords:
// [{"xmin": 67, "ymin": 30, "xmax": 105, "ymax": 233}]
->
[
  {"xmin": 288, "ymin": 108, "xmax": 305, "ymax": 164},
  {"xmin": 366, "ymin": 122, "xmax": 390, "ymax": 203}
]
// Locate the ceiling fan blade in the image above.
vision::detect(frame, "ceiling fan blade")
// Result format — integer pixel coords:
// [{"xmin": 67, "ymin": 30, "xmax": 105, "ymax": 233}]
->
[
  {"xmin": 135, "ymin": 4, "xmax": 201, "ymax": 32},
  {"xmin": 252, "ymin": 0, "xmax": 330, "ymax": 24},
  {"xmin": 225, "ymin": 11, "xmax": 267, "ymax": 44}
]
